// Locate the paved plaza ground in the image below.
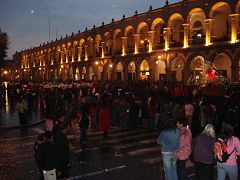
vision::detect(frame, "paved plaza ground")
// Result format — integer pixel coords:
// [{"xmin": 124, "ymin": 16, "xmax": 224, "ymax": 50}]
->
[{"xmin": 0, "ymin": 125, "xmax": 197, "ymax": 180}]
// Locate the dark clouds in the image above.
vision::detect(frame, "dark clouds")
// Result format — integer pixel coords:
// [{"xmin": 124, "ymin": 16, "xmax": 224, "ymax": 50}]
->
[{"xmin": 0, "ymin": 0, "xmax": 179, "ymax": 59}]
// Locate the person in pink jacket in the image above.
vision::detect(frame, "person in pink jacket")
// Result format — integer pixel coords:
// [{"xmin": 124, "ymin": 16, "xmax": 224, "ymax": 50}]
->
[
  {"xmin": 217, "ymin": 122, "xmax": 240, "ymax": 180},
  {"xmin": 173, "ymin": 117, "xmax": 192, "ymax": 180}
]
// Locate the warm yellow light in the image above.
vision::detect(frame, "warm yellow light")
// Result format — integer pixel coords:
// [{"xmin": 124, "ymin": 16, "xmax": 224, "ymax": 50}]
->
[
  {"xmin": 39, "ymin": 68, "xmax": 41, "ymax": 70},
  {"xmin": 156, "ymin": 61, "xmax": 158, "ymax": 64},
  {"xmin": 95, "ymin": 61, "xmax": 99, "ymax": 65},
  {"xmin": 158, "ymin": 55, "xmax": 161, "ymax": 59},
  {"xmin": 130, "ymin": 63, "xmax": 133, "ymax": 66},
  {"xmin": 141, "ymin": 40, "xmax": 144, "ymax": 44},
  {"xmin": 3, "ymin": 71, "xmax": 8, "ymax": 74},
  {"xmin": 23, "ymin": 69, "xmax": 26, "ymax": 72},
  {"xmin": 109, "ymin": 64, "xmax": 113, "ymax": 68},
  {"xmin": 61, "ymin": 65, "xmax": 64, "ymax": 68}
]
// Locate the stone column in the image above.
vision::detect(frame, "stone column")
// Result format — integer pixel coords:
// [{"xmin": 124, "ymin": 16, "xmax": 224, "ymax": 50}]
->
[
  {"xmin": 183, "ymin": 23, "xmax": 190, "ymax": 48},
  {"xmin": 204, "ymin": 19, "xmax": 213, "ymax": 46},
  {"xmin": 229, "ymin": 14, "xmax": 239, "ymax": 44},
  {"xmin": 71, "ymin": 48, "xmax": 75, "ymax": 62},
  {"xmin": 101, "ymin": 41, "xmax": 105, "ymax": 58},
  {"xmin": 164, "ymin": 28, "xmax": 171, "ymax": 51},
  {"xmin": 148, "ymin": 31, "xmax": 155, "ymax": 52},
  {"xmin": 121, "ymin": 36, "xmax": 127, "ymax": 56},
  {"xmin": 78, "ymin": 47, "xmax": 83, "ymax": 61},
  {"xmin": 84, "ymin": 45, "xmax": 88, "ymax": 61},
  {"xmin": 65, "ymin": 50, "xmax": 69, "ymax": 63},
  {"xmin": 134, "ymin": 34, "xmax": 140, "ymax": 54},
  {"xmin": 50, "ymin": 53, "xmax": 53, "ymax": 65},
  {"xmin": 60, "ymin": 52, "xmax": 64, "ymax": 64}
]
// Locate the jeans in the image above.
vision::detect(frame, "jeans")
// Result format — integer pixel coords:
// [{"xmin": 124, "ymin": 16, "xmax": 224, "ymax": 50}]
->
[
  {"xmin": 217, "ymin": 162, "xmax": 238, "ymax": 180},
  {"xmin": 177, "ymin": 159, "xmax": 188, "ymax": 180},
  {"xmin": 161, "ymin": 153, "xmax": 178, "ymax": 180}
]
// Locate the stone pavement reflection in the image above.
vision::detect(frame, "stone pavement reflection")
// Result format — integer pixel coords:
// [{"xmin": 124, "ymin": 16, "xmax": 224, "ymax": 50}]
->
[{"xmin": 0, "ymin": 126, "xmax": 199, "ymax": 180}]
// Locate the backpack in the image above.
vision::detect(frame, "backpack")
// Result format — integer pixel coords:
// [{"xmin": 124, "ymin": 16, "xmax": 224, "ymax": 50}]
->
[{"xmin": 214, "ymin": 138, "xmax": 235, "ymax": 163}]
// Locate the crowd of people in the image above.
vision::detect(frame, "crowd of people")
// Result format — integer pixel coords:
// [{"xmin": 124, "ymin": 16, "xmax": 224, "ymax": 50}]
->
[{"xmin": 1, "ymin": 80, "xmax": 240, "ymax": 179}]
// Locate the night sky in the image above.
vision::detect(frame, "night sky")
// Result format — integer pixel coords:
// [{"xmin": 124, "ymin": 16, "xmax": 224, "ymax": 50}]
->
[{"xmin": 0, "ymin": 0, "xmax": 180, "ymax": 59}]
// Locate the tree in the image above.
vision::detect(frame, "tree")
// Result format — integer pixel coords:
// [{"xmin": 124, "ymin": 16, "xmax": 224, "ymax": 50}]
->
[{"xmin": 0, "ymin": 29, "xmax": 9, "ymax": 66}]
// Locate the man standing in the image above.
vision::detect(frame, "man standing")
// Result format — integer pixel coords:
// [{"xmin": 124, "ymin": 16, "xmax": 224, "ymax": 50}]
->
[{"xmin": 39, "ymin": 131, "xmax": 57, "ymax": 180}]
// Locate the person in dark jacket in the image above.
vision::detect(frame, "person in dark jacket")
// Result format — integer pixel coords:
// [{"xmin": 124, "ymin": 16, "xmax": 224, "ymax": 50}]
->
[
  {"xmin": 55, "ymin": 125, "xmax": 70, "ymax": 178},
  {"xmin": 79, "ymin": 105, "xmax": 89, "ymax": 145},
  {"xmin": 38, "ymin": 131, "xmax": 57, "ymax": 180},
  {"xmin": 34, "ymin": 133, "xmax": 45, "ymax": 180},
  {"xmin": 193, "ymin": 124, "xmax": 216, "ymax": 180}
]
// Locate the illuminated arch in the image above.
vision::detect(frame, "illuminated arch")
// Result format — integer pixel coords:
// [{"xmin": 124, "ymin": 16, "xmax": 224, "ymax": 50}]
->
[
  {"xmin": 209, "ymin": 2, "xmax": 231, "ymax": 39},
  {"xmin": 79, "ymin": 39, "xmax": 85, "ymax": 46},
  {"xmin": 140, "ymin": 59, "xmax": 150, "ymax": 71},
  {"xmin": 209, "ymin": 2, "xmax": 231, "ymax": 18},
  {"xmin": 212, "ymin": 53, "xmax": 232, "ymax": 79},
  {"xmin": 187, "ymin": 8, "xmax": 206, "ymax": 37},
  {"xmin": 124, "ymin": 26, "xmax": 134, "ymax": 36},
  {"xmin": 137, "ymin": 22, "xmax": 149, "ymax": 34},
  {"xmin": 168, "ymin": 13, "xmax": 184, "ymax": 42},
  {"xmin": 116, "ymin": 61, "xmax": 123, "ymax": 71},
  {"xmin": 151, "ymin": 18, "xmax": 165, "ymax": 31},
  {"xmin": 67, "ymin": 42, "xmax": 71, "ymax": 49},
  {"xmin": 170, "ymin": 57, "xmax": 184, "ymax": 81},
  {"xmin": 187, "ymin": 8, "xmax": 206, "ymax": 22},
  {"xmin": 113, "ymin": 29, "xmax": 123, "ymax": 52},
  {"xmin": 168, "ymin": 13, "xmax": 184, "ymax": 27},
  {"xmin": 95, "ymin": 34, "xmax": 102, "ymax": 43},
  {"xmin": 128, "ymin": 61, "xmax": 136, "ymax": 71},
  {"xmin": 155, "ymin": 60, "xmax": 166, "ymax": 80},
  {"xmin": 73, "ymin": 41, "xmax": 78, "ymax": 47},
  {"xmin": 113, "ymin": 29, "xmax": 122, "ymax": 39}
]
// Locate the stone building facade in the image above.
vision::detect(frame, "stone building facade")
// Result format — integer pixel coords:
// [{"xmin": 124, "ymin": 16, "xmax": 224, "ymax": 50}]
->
[{"xmin": 15, "ymin": 0, "xmax": 240, "ymax": 83}]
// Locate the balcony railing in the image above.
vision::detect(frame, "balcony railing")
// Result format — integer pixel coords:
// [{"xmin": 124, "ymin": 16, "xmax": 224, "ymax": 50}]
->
[
  {"xmin": 154, "ymin": 42, "xmax": 164, "ymax": 50},
  {"xmin": 114, "ymin": 49, "xmax": 122, "ymax": 55},
  {"xmin": 211, "ymin": 35, "xmax": 231, "ymax": 43},
  {"xmin": 169, "ymin": 41, "xmax": 183, "ymax": 48},
  {"xmin": 126, "ymin": 47, "xmax": 134, "ymax": 54},
  {"xmin": 189, "ymin": 38, "xmax": 205, "ymax": 45},
  {"xmin": 139, "ymin": 46, "xmax": 148, "ymax": 53}
]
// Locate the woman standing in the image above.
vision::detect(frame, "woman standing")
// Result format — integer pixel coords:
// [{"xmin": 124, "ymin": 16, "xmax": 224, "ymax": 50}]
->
[
  {"xmin": 193, "ymin": 124, "xmax": 215, "ymax": 180},
  {"xmin": 173, "ymin": 117, "xmax": 192, "ymax": 180},
  {"xmin": 216, "ymin": 122, "xmax": 240, "ymax": 180},
  {"xmin": 98, "ymin": 102, "xmax": 111, "ymax": 139},
  {"xmin": 157, "ymin": 117, "xmax": 180, "ymax": 180}
]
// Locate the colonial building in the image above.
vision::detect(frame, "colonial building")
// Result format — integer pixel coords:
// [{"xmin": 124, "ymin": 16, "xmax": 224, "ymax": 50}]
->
[{"xmin": 15, "ymin": 0, "xmax": 240, "ymax": 83}]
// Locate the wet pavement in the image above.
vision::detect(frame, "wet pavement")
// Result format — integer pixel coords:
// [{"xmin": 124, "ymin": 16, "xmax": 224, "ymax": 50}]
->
[
  {"xmin": 0, "ymin": 88, "xmax": 41, "ymax": 127},
  {"xmin": 0, "ymin": 125, "xmax": 198, "ymax": 180}
]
